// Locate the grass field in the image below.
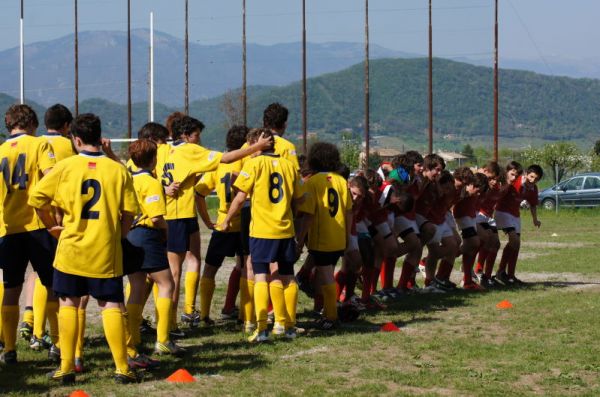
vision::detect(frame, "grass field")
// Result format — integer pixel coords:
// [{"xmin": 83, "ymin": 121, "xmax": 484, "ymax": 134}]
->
[{"xmin": 1, "ymin": 208, "xmax": 600, "ymax": 396}]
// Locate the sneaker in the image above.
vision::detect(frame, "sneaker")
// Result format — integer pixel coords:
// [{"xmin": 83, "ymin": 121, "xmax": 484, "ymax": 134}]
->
[
  {"xmin": 507, "ymin": 275, "xmax": 526, "ymax": 286},
  {"xmin": 371, "ymin": 291, "xmax": 388, "ymax": 304},
  {"xmin": 19, "ymin": 322, "xmax": 33, "ymax": 340},
  {"xmin": 272, "ymin": 322, "xmax": 285, "ymax": 336},
  {"xmin": 220, "ymin": 307, "xmax": 239, "ymax": 321},
  {"xmin": 418, "ymin": 263, "xmax": 427, "ymax": 278},
  {"xmin": 247, "ymin": 329, "xmax": 270, "ymax": 343},
  {"xmin": 199, "ymin": 316, "xmax": 215, "ymax": 327},
  {"xmin": 434, "ymin": 278, "xmax": 456, "ymax": 291},
  {"xmin": 181, "ymin": 311, "xmax": 201, "ymax": 328},
  {"xmin": 420, "ymin": 284, "xmax": 446, "ymax": 294},
  {"xmin": 495, "ymin": 270, "xmax": 510, "ymax": 285},
  {"xmin": 47, "ymin": 368, "xmax": 75, "ymax": 384},
  {"xmin": 349, "ymin": 295, "xmax": 367, "ymax": 311},
  {"xmin": 462, "ymin": 281, "xmax": 485, "ymax": 292},
  {"xmin": 284, "ymin": 328, "xmax": 297, "ymax": 339},
  {"xmin": 382, "ymin": 288, "xmax": 400, "ymax": 300},
  {"xmin": 114, "ymin": 369, "xmax": 140, "ymax": 384},
  {"xmin": 1, "ymin": 350, "xmax": 17, "ymax": 364},
  {"xmin": 48, "ymin": 344, "xmax": 61, "ymax": 363},
  {"xmin": 243, "ymin": 321, "xmax": 257, "ymax": 334},
  {"xmin": 479, "ymin": 275, "xmax": 496, "ymax": 289},
  {"xmin": 30, "ymin": 335, "xmax": 51, "ymax": 351},
  {"xmin": 169, "ymin": 327, "xmax": 186, "ymax": 339},
  {"xmin": 74, "ymin": 357, "xmax": 84, "ymax": 373},
  {"xmin": 139, "ymin": 318, "xmax": 156, "ymax": 335},
  {"xmin": 315, "ymin": 317, "xmax": 340, "ymax": 331},
  {"xmin": 368, "ymin": 296, "xmax": 387, "ymax": 310},
  {"xmin": 154, "ymin": 340, "xmax": 186, "ymax": 357},
  {"xmin": 128, "ymin": 353, "xmax": 160, "ymax": 370}
]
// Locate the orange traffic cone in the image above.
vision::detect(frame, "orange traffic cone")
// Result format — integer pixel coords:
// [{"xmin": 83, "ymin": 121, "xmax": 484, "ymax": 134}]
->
[
  {"xmin": 380, "ymin": 322, "xmax": 401, "ymax": 332},
  {"xmin": 69, "ymin": 390, "xmax": 90, "ymax": 397},
  {"xmin": 496, "ymin": 300, "xmax": 513, "ymax": 309},
  {"xmin": 166, "ymin": 368, "xmax": 196, "ymax": 383}
]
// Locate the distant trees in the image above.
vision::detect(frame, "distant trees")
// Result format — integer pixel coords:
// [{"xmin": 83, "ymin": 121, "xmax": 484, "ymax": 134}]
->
[{"xmin": 522, "ymin": 142, "xmax": 584, "ymax": 182}]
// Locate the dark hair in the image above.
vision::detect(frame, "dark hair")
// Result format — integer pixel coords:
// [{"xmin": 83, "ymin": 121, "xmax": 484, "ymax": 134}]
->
[
  {"xmin": 526, "ymin": 164, "xmax": 544, "ymax": 179},
  {"xmin": 338, "ymin": 164, "xmax": 351, "ymax": 180},
  {"xmin": 423, "ymin": 153, "xmax": 445, "ymax": 171},
  {"xmin": 246, "ymin": 127, "xmax": 273, "ymax": 145},
  {"xmin": 298, "ymin": 153, "xmax": 307, "ymax": 170},
  {"xmin": 506, "ymin": 161, "xmax": 524, "ymax": 175},
  {"xmin": 308, "ymin": 142, "xmax": 341, "ymax": 173},
  {"xmin": 484, "ymin": 161, "xmax": 501, "ymax": 177},
  {"xmin": 438, "ymin": 170, "xmax": 454, "ymax": 185},
  {"xmin": 70, "ymin": 113, "xmax": 101, "ymax": 145},
  {"xmin": 473, "ymin": 172, "xmax": 489, "ymax": 193},
  {"xmin": 405, "ymin": 150, "xmax": 424, "ymax": 165},
  {"xmin": 165, "ymin": 111, "xmax": 185, "ymax": 138},
  {"xmin": 138, "ymin": 122, "xmax": 169, "ymax": 143},
  {"xmin": 263, "ymin": 103, "xmax": 288, "ymax": 130},
  {"xmin": 363, "ymin": 168, "xmax": 383, "ymax": 190},
  {"xmin": 226, "ymin": 125, "xmax": 249, "ymax": 151},
  {"xmin": 171, "ymin": 116, "xmax": 205, "ymax": 140},
  {"xmin": 349, "ymin": 175, "xmax": 369, "ymax": 195},
  {"xmin": 453, "ymin": 166, "xmax": 474, "ymax": 184},
  {"xmin": 391, "ymin": 186, "xmax": 414, "ymax": 214},
  {"xmin": 5, "ymin": 104, "xmax": 39, "ymax": 132},
  {"xmin": 44, "ymin": 104, "xmax": 73, "ymax": 131},
  {"xmin": 129, "ymin": 139, "xmax": 157, "ymax": 169},
  {"xmin": 391, "ymin": 154, "xmax": 411, "ymax": 171}
]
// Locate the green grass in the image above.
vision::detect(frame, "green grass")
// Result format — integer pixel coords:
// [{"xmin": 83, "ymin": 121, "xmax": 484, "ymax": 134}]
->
[{"xmin": 2, "ymin": 208, "xmax": 600, "ymax": 396}]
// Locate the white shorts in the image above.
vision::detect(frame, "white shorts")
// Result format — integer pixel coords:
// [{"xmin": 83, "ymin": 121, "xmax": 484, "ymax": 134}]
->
[
  {"xmin": 476, "ymin": 212, "xmax": 497, "ymax": 228},
  {"xmin": 445, "ymin": 211, "xmax": 457, "ymax": 230},
  {"xmin": 429, "ymin": 221, "xmax": 454, "ymax": 245},
  {"xmin": 348, "ymin": 234, "xmax": 359, "ymax": 251},
  {"xmin": 387, "ymin": 212, "xmax": 395, "ymax": 229},
  {"xmin": 356, "ymin": 220, "xmax": 370, "ymax": 235},
  {"xmin": 394, "ymin": 216, "xmax": 418, "ymax": 237},
  {"xmin": 375, "ymin": 222, "xmax": 392, "ymax": 238},
  {"xmin": 494, "ymin": 210, "xmax": 521, "ymax": 234},
  {"xmin": 455, "ymin": 216, "xmax": 476, "ymax": 231}
]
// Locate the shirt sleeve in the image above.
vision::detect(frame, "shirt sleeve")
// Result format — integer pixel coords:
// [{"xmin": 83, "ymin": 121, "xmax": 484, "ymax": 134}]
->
[
  {"xmin": 28, "ymin": 164, "xmax": 61, "ymax": 209},
  {"xmin": 187, "ymin": 146, "xmax": 223, "ymax": 174},
  {"xmin": 297, "ymin": 179, "xmax": 314, "ymax": 214},
  {"xmin": 37, "ymin": 140, "xmax": 57, "ymax": 173},
  {"xmin": 121, "ymin": 169, "xmax": 140, "ymax": 215},
  {"xmin": 194, "ymin": 171, "xmax": 216, "ymax": 196},
  {"xmin": 233, "ymin": 161, "xmax": 255, "ymax": 195},
  {"xmin": 141, "ymin": 178, "xmax": 166, "ymax": 219}
]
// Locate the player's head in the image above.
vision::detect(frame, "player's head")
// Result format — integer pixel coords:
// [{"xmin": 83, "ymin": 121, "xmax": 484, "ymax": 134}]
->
[
  {"xmin": 482, "ymin": 161, "xmax": 502, "ymax": 188},
  {"xmin": 406, "ymin": 150, "xmax": 424, "ymax": 176},
  {"xmin": 226, "ymin": 125, "xmax": 249, "ymax": 151},
  {"xmin": 128, "ymin": 139, "xmax": 158, "ymax": 170},
  {"xmin": 453, "ymin": 166, "xmax": 474, "ymax": 188},
  {"xmin": 70, "ymin": 113, "xmax": 101, "ymax": 149},
  {"xmin": 525, "ymin": 164, "xmax": 543, "ymax": 184},
  {"xmin": 263, "ymin": 102, "xmax": 288, "ymax": 134},
  {"xmin": 5, "ymin": 104, "xmax": 39, "ymax": 134},
  {"xmin": 466, "ymin": 172, "xmax": 489, "ymax": 197},
  {"xmin": 423, "ymin": 153, "xmax": 445, "ymax": 181},
  {"xmin": 363, "ymin": 168, "xmax": 383, "ymax": 191},
  {"xmin": 308, "ymin": 142, "xmax": 341, "ymax": 173},
  {"xmin": 437, "ymin": 169, "xmax": 455, "ymax": 195},
  {"xmin": 247, "ymin": 128, "xmax": 274, "ymax": 152},
  {"xmin": 44, "ymin": 104, "xmax": 73, "ymax": 135},
  {"xmin": 138, "ymin": 122, "xmax": 169, "ymax": 144},
  {"xmin": 338, "ymin": 164, "xmax": 351, "ymax": 180},
  {"xmin": 506, "ymin": 161, "xmax": 523, "ymax": 183},
  {"xmin": 390, "ymin": 154, "xmax": 413, "ymax": 183},
  {"xmin": 171, "ymin": 115, "xmax": 204, "ymax": 144},
  {"xmin": 348, "ymin": 175, "xmax": 369, "ymax": 204},
  {"xmin": 165, "ymin": 111, "xmax": 185, "ymax": 138}
]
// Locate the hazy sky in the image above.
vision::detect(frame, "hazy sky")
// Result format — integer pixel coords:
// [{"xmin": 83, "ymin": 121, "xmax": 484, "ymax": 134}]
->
[{"xmin": 1, "ymin": 0, "xmax": 599, "ymax": 66}]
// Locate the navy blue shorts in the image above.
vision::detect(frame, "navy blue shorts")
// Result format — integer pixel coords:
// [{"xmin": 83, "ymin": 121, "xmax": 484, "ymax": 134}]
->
[
  {"xmin": 53, "ymin": 269, "xmax": 124, "ymax": 303},
  {"xmin": 240, "ymin": 205, "xmax": 251, "ymax": 256},
  {"xmin": 122, "ymin": 238, "xmax": 144, "ymax": 275},
  {"xmin": 205, "ymin": 231, "xmax": 243, "ymax": 267},
  {"xmin": 0, "ymin": 229, "xmax": 56, "ymax": 289},
  {"xmin": 166, "ymin": 218, "xmax": 199, "ymax": 253},
  {"xmin": 250, "ymin": 237, "xmax": 296, "ymax": 275},
  {"xmin": 127, "ymin": 228, "xmax": 169, "ymax": 273},
  {"xmin": 309, "ymin": 250, "xmax": 344, "ymax": 267}
]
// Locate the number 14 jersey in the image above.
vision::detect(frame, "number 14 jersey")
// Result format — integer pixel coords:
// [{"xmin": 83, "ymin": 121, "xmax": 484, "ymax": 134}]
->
[{"xmin": 29, "ymin": 151, "xmax": 139, "ymax": 278}]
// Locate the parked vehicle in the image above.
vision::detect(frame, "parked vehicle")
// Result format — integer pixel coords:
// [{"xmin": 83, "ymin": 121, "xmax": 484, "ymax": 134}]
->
[{"xmin": 538, "ymin": 172, "xmax": 600, "ymax": 210}]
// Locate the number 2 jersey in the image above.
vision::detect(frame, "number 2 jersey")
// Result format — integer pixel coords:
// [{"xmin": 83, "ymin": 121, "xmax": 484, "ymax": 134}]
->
[
  {"xmin": 299, "ymin": 172, "xmax": 351, "ymax": 252},
  {"xmin": 194, "ymin": 160, "xmax": 242, "ymax": 232},
  {"xmin": 28, "ymin": 152, "xmax": 139, "ymax": 278},
  {"xmin": 0, "ymin": 133, "xmax": 56, "ymax": 236},
  {"xmin": 233, "ymin": 153, "xmax": 304, "ymax": 239}
]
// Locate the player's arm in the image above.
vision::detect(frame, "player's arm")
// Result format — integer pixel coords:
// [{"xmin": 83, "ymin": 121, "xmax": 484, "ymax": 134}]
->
[
  {"xmin": 295, "ymin": 212, "xmax": 313, "ymax": 253},
  {"xmin": 102, "ymin": 138, "xmax": 122, "ymax": 162},
  {"xmin": 121, "ymin": 213, "xmax": 135, "ymax": 238},
  {"xmin": 529, "ymin": 204, "xmax": 541, "ymax": 228},
  {"xmin": 28, "ymin": 165, "xmax": 63, "ymax": 238},
  {"xmin": 218, "ymin": 190, "xmax": 247, "ymax": 231},
  {"xmin": 345, "ymin": 209, "xmax": 353, "ymax": 252},
  {"xmin": 150, "ymin": 215, "xmax": 167, "ymax": 230},
  {"xmin": 220, "ymin": 132, "xmax": 273, "ymax": 164},
  {"xmin": 195, "ymin": 195, "xmax": 214, "ymax": 230}
]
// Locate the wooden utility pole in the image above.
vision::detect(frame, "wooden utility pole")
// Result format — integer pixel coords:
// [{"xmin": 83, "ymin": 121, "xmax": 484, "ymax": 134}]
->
[
  {"xmin": 301, "ymin": 0, "xmax": 307, "ymax": 154},
  {"xmin": 74, "ymin": 0, "xmax": 79, "ymax": 116},
  {"xmin": 242, "ymin": 0, "xmax": 247, "ymax": 126},
  {"xmin": 20, "ymin": 0, "xmax": 24, "ymax": 104},
  {"xmin": 127, "ymin": 0, "xmax": 131, "ymax": 137},
  {"xmin": 493, "ymin": 0, "xmax": 499, "ymax": 161},
  {"xmin": 364, "ymin": 0, "xmax": 370, "ymax": 168},
  {"xmin": 185, "ymin": 0, "xmax": 189, "ymax": 115},
  {"xmin": 428, "ymin": 0, "xmax": 433, "ymax": 154}
]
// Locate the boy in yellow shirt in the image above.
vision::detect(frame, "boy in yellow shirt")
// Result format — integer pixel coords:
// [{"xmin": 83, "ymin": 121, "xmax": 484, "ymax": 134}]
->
[
  {"xmin": 220, "ymin": 128, "xmax": 305, "ymax": 343},
  {"xmin": 29, "ymin": 113, "xmax": 139, "ymax": 384}
]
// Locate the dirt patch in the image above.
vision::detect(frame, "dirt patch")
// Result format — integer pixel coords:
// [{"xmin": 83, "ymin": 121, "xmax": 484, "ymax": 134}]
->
[{"xmin": 521, "ymin": 241, "xmax": 592, "ymax": 249}]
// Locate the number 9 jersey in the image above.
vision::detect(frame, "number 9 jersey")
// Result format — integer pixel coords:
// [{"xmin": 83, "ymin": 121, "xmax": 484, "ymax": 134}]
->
[
  {"xmin": 298, "ymin": 172, "xmax": 352, "ymax": 252},
  {"xmin": 28, "ymin": 151, "xmax": 139, "ymax": 278},
  {"xmin": 233, "ymin": 153, "xmax": 304, "ymax": 239}
]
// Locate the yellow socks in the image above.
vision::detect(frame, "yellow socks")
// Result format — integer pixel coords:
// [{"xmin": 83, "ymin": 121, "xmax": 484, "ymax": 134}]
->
[
  {"xmin": 46, "ymin": 301, "xmax": 59, "ymax": 345},
  {"xmin": 199, "ymin": 277, "xmax": 216, "ymax": 319},
  {"xmin": 32, "ymin": 278, "xmax": 48, "ymax": 339},
  {"xmin": 22, "ymin": 306, "xmax": 34, "ymax": 328},
  {"xmin": 254, "ymin": 281, "xmax": 269, "ymax": 332},
  {"xmin": 284, "ymin": 282, "xmax": 299, "ymax": 329},
  {"xmin": 269, "ymin": 282, "xmax": 287, "ymax": 327},
  {"xmin": 122, "ymin": 311, "xmax": 137, "ymax": 358},
  {"xmin": 152, "ymin": 283, "xmax": 159, "ymax": 322},
  {"xmin": 322, "ymin": 283, "xmax": 338, "ymax": 321},
  {"xmin": 155, "ymin": 297, "xmax": 172, "ymax": 344},
  {"xmin": 75, "ymin": 308, "xmax": 86, "ymax": 359},
  {"xmin": 125, "ymin": 282, "xmax": 131, "ymax": 303},
  {"xmin": 2, "ymin": 305, "xmax": 19, "ymax": 351},
  {"xmin": 184, "ymin": 271, "xmax": 199, "ymax": 314},
  {"xmin": 58, "ymin": 306, "xmax": 78, "ymax": 374},
  {"xmin": 240, "ymin": 278, "xmax": 256, "ymax": 324},
  {"xmin": 101, "ymin": 308, "xmax": 129, "ymax": 375},
  {"xmin": 125, "ymin": 303, "xmax": 143, "ymax": 347}
]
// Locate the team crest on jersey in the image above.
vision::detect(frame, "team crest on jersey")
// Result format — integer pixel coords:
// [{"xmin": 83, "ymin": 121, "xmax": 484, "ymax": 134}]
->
[
  {"xmin": 208, "ymin": 151, "xmax": 217, "ymax": 161},
  {"xmin": 240, "ymin": 171, "xmax": 250, "ymax": 178},
  {"xmin": 272, "ymin": 160, "xmax": 278, "ymax": 167},
  {"xmin": 145, "ymin": 194, "xmax": 160, "ymax": 203},
  {"xmin": 48, "ymin": 152, "xmax": 55, "ymax": 159},
  {"xmin": 10, "ymin": 142, "xmax": 17, "ymax": 147},
  {"xmin": 88, "ymin": 162, "xmax": 97, "ymax": 169}
]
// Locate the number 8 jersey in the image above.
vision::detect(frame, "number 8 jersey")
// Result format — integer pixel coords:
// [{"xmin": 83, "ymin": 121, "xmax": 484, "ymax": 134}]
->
[
  {"xmin": 29, "ymin": 151, "xmax": 139, "ymax": 278},
  {"xmin": 0, "ymin": 133, "xmax": 56, "ymax": 236},
  {"xmin": 233, "ymin": 153, "xmax": 304, "ymax": 239}
]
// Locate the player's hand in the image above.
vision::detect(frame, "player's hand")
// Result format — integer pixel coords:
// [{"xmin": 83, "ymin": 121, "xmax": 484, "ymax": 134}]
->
[
  {"xmin": 257, "ymin": 132, "xmax": 274, "ymax": 151},
  {"xmin": 101, "ymin": 138, "xmax": 118, "ymax": 160},
  {"xmin": 533, "ymin": 219, "xmax": 541, "ymax": 228},
  {"xmin": 165, "ymin": 182, "xmax": 180, "ymax": 197},
  {"xmin": 218, "ymin": 221, "xmax": 230, "ymax": 232},
  {"xmin": 205, "ymin": 220, "xmax": 215, "ymax": 230},
  {"xmin": 48, "ymin": 225, "xmax": 64, "ymax": 239}
]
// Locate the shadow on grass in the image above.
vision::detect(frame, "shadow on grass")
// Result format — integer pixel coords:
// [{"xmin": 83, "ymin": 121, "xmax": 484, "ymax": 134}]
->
[{"xmin": 0, "ymin": 359, "xmax": 56, "ymax": 395}]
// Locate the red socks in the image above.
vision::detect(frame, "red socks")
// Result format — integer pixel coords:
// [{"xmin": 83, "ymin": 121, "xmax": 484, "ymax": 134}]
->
[
  {"xmin": 335, "ymin": 271, "xmax": 347, "ymax": 301},
  {"xmin": 484, "ymin": 250, "xmax": 498, "ymax": 278},
  {"xmin": 397, "ymin": 260, "xmax": 414, "ymax": 290},
  {"xmin": 223, "ymin": 267, "xmax": 241, "ymax": 313},
  {"xmin": 379, "ymin": 257, "xmax": 396, "ymax": 290},
  {"xmin": 462, "ymin": 253, "xmax": 476, "ymax": 285},
  {"xmin": 475, "ymin": 248, "xmax": 488, "ymax": 274}
]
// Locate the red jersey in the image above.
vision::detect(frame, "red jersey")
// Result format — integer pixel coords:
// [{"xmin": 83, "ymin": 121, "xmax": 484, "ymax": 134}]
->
[
  {"xmin": 478, "ymin": 183, "xmax": 502, "ymax": 217},
  {"xmin": 453, "ymin": 194, "xmax": 478, "ymax": 219},
  {"xmin": 427, "ymin": 186, "xmax": 456, "ymax": 225},
  {"xmin": 495, "ymin": 176, "xmax": 539, "ymax": 217}
]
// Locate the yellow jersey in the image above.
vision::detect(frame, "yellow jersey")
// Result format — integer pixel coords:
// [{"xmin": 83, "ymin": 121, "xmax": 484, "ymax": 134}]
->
[
  {"xmin": 234, "ymin": 153, "xmax": 304, "ymax": 239},
  {"xmin": 195, "ymin": 160, "xmax": 242, "ymax": 232},
  {"xmin": 28, "ymin": 151, "xmax": 139, "ymax": 278},
  {"xmin": 240, "ymin": 135, "xmax": 299, "ymax": 169},
  {"xmin": 299, "ymin": 172, "xmax": 351, "ymax": 252},
  {"xmin": 161, "ymin": 141, "xmax": 223, "ymax": 220},
  {"xmin": 0, "ymin": 133, "xmax": 56, "ymax": 236},
  {"xmin": 39, "ymin": 133, "xmax": 76, "ymax": 161},
  {"xmin": 126, "ymin": 142, "xmax": 170, "ymax": 177},
  {"xmin": 131, "ymin": 170, "xmax": 166, "ymax": 229}
]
